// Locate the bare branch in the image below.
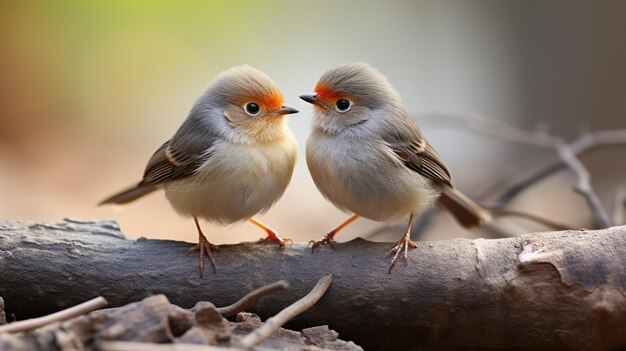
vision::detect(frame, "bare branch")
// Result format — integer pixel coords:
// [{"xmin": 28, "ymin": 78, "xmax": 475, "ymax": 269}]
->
[
  {"xmin": 424, "ymin": 114, "xmax": 619, "ymax": 228},
  {"xmin": 238, "ymin": 274, "xmax": 333, "ymax": 350},
  {"xmin": 552, "ymin": 139, "xmax": 611, "ymax": 227},
  {"xmin": 216, "ymin": 280, "xmax": 290, "ymax": 317},
  {"xmin": 494, "ymin": 129, "xmax": 626, "ymax": 207},
  {"xmin": 3, "ymin": 220, "xmax": 626, "ymax": 349},
  {"xmin": 0, "ymin": 296, "xmax": 108, "ymax": 334},
  {"xmin": 425, "ymin": 113, "xmax": 555, "ymax": 148},
  {"xmin": 490, "ymin": 208, "xmax": 572, "ymax": 231}
]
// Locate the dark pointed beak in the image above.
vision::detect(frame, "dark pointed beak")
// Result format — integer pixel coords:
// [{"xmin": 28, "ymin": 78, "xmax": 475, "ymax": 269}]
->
[
  {"xmin": 276, "ymin": 104, "xmax": 299, "ymax": 115},
  {"xmin": 299, "ymin": 93, "xmax": 320, "ymax": 105}
]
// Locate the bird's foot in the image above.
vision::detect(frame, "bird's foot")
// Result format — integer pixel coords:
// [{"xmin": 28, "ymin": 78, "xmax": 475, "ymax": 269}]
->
[
  {"xmin": 388, "ymin": 235, "xmax": 417, "ymax": 273},
  {"xmin": 249, "ymin": 218, "xmax": 290, "ymax": 248},
  {"xmin": 260, "ymin": 231, "xmax": 292, "ymax": 247},
  {"xmin": 188, "ymin": 234, "xmax": 220, "ymax": 277},
  {"xmin": 308, "ymin": 233, "xmax": 337, "ymax": 252}
]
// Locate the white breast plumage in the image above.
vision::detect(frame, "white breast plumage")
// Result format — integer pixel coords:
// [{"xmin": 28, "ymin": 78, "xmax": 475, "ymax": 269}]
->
[
  {"xmin": 306, "ymin": 130, "xmax": 439, "ymax": 222},
  {"xmin": 164, "ymin": 135, "xmax": 297, "ymax": 225}
]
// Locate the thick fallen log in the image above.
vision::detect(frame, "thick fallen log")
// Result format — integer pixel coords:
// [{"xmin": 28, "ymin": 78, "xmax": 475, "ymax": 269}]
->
[{"xmin": 1, "ymin": 219, "xmax": 625, "ymax": 350}]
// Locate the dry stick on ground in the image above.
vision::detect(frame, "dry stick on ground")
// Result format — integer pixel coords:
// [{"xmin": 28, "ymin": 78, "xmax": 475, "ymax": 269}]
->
[
  {"xmin": 0, "ymin": 296, "xmax": 108, "ymax": 334},
  {"xmin": 238, "ymin": 274, "xmax": 333, "ymax": 350},
  {"xmin": 100, "ymin": 341, "xmax": 242, "ymax": 351},
  {"xmin": 0, "ymin": 297, "xmax": 6, "ymax": 326},
  {"xmin": 426, "ymin": 114, "xmax": 621, "ymax": 228},
  {"xmin": 215, "ymin": 280, "xmax": 290, "ymax": 317}
]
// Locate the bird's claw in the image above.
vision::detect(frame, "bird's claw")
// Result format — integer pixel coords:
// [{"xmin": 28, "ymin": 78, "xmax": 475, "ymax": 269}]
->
[
  {"xmin": 308, "ymin": 234, "xmax": 336, "ymax": 252},
  {"xmin": 388, "ymin": 236, "xmax": 417, "ymax": 273},
  {"xmin": 261, "ymin": 233, "xmax": 292, "ymax": 247},
  {"xmin": 188, "ymin": 236, "xmax": 220, "ymax": 277}
]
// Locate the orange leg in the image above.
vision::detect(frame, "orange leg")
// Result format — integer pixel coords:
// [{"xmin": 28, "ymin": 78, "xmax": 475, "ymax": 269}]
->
[
  {"xmin": 388, "ymin": 213, "xmax": 417, "ymax": 273},
  {"xmin": 188, "ymin": 217, "xmax": 220, "ymax": 277},
  {"xmin": 249, "ymin": 218, "xmax": 291, "ymax": 247},
  {"xmin": 309, "ymin": 214, "xmax": 360, "ymax": 252}
]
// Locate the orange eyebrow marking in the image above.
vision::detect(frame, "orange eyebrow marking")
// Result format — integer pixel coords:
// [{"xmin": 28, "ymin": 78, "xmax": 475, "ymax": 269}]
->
[
  {"xmin": 314, "ymin": 83, "xmax": 337, "ymax": 101},
  {"xmin": 259, "ymin": 89, "xmax": 285, "ymax": 111},
  {"xmin": 315, "ymin": 82, "xmax": 347, "ymax": 103}
]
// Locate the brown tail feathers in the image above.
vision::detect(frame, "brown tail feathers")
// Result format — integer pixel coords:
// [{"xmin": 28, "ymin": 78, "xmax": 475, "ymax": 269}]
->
[
  {"xmin": 438, "ymin": 186, "xmax": 492, "ymax": 228},
  {"xmin": 98, "ymin": 183, "xmax": 158, "ymax": 206}
]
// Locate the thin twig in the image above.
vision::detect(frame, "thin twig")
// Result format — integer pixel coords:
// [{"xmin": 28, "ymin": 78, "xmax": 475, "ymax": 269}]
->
[
  {"xmin": 490, "ymin": 208, "xmax": 572, "ymax": 231},
  {"xmin": 216, "ymin": 280, "xmax": 290, "ymax": 317},
  {"xmin": 553, "ymin": 139, "xmax": 611, "ymax": 227},
  {"xmin": 425, "ymin": 113, "xmax": 555, "ymax": 147},
  {"xmin": 99, "ymin": 341, "xmax": 241, "ymax": 351},
  {"xmin": 238, "ymin": 274, "xmax": 333, "ymax": 350},
  {"xmin": 0, "ymin": 296, "xmax": 108, "ymax": 334},
  {"xmin": 424, "ymin": 113, "xmax": 618, "ymax": 228},
  {"xmin": 494, "ymin": 130, "xmax": 626, "ymax": 207}
]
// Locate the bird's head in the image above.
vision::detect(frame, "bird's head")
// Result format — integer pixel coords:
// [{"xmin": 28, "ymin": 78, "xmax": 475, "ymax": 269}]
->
[
  {"xmin": 201, "ymin": 65, "xmax": 298, "ymax": 143},
  {"xmin": 299, "ymin": 62, "xmax": 400, "ymax": 134}
]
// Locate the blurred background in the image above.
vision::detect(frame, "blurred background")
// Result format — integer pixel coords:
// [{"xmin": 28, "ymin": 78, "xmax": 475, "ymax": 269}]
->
[{"xmin": 1, "ymin": 0, "xmax": 625, "ymax": 244}]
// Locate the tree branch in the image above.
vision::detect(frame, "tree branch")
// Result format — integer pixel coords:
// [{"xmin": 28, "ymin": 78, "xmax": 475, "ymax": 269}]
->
[
  {"xmin": 552, "ymin": 138, "xmax": 611, "ymax": 227},
  {"xmin": 1, "ymin": 219, "xmax": 626, "ymax": 350},
  {"xmin": 495, "ymin": 129, "xmax": 626, "ymax": 207},
  {"xmin": 425, "ymin": 114, "xmax": 626, "ymax": 228}
]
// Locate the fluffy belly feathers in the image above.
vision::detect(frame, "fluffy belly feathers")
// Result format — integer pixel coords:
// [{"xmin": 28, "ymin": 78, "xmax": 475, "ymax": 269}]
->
[
  {"xmin": 165, "ymin": 138, "xmax": 297, "ymax": 224},
  {"xmin": 306, "ymin": 133, "xmax": 439, "ymax": 221}
]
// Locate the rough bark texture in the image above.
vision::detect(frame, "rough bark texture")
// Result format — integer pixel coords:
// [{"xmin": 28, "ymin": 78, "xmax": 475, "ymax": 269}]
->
[
  {"xmin": 1, "ymin": 219, "xmax": 625, "ymax": 350},
  {"xmin": 0, "ymin": 297, "xmax": 5, "ymax": 325},
  {"xmin": 0, "ymin": 294, "xmax": 361, "ymax": 350}
]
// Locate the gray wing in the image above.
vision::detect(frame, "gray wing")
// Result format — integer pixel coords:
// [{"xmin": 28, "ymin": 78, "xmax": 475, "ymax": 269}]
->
[
  {"xmin": 99, "ymin": 114, "xmax": 219, "ymax": 206},
  {"xmin": 382, "ymin": 115, "xmax": 490, "ymax": 228},
  {"xmin": 386, "ymin": 128, "xmax": 452, "ymax": 187},
  {"xmin": 98, "ymin": 138, "xmax": 215, "ymax": 205},
  {"xmin": 140, "ymin": 108, "xmax": 223, "ymax": 185},
  {"xmin": 141, "ymin": 138, "xmax": 215, "ymax": 186}
]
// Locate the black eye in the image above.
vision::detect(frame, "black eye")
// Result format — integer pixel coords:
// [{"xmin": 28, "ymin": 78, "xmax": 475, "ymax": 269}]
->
[
  {"xmin": 244, "ymin": 102, "xmax": 260, "ymax": 116},
  {"xmin": 335, "ymin": 99, "xmax": 352, "ymax": 112}
]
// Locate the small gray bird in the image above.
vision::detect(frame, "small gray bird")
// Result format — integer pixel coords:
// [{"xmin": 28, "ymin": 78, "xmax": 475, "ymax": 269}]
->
[
  {"xmin": 300, "ymin": 62, "xmax": 491, "ymax": 272},
  {"xmin": 100, "ymin": 65, "xmax": 299, "ymax": 276}
]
